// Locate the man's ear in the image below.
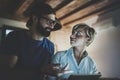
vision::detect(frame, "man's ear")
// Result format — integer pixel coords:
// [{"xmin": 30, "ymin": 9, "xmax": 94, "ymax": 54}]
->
[{"xmin": 32, "ymin": 16, "xmax": 38, "ymax": 23}]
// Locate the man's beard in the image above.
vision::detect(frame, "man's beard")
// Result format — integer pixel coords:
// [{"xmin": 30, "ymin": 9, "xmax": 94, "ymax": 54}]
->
[{"xmin": 36, "ymin": 22, "xmax": 51, "ymax": 37}]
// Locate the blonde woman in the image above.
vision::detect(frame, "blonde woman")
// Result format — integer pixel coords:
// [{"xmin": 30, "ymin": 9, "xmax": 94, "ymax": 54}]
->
[{"xmin": 50, "ymin": 23, "xmax": 99, "ymax": 80}]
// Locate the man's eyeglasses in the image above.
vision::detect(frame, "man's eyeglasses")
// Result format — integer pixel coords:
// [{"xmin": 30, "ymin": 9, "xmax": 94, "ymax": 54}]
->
[{"xmin": 41, "ymin": 16, "xmax": 56, "ymax": 26}]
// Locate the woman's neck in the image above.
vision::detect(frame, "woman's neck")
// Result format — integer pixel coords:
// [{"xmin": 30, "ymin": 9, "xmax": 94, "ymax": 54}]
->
[
  {"xmin": 73, "ymin": 47, "xmax": 86, "ymax": 65},
  {"xmin": 73, "ymin": 47, "xmax": 85, "ymax": 57}
]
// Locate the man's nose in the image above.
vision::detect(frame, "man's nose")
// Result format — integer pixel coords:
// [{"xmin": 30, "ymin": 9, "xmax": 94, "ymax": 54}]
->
[{"xmin": 49, "ymin": 24, "xmax": 54, "ymax": 29}]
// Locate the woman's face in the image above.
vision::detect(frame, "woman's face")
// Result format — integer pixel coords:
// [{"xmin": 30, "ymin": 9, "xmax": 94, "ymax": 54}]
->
[{"xmin": 70, "ymin": 28, "xmax": 88, "ymax": 47}]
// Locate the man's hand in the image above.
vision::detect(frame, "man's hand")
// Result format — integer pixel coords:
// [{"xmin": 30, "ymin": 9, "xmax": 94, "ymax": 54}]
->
[
  {"xmin": 40, "ymin": 63, "xmax": 61, "ymax": 76},
  {"xmin": 40, "ymin": 63, "xmax": 73, "ymax": 77},
  {"xmin": 57, "ymin": 64, "xmax": 73, "ymax": 77}
]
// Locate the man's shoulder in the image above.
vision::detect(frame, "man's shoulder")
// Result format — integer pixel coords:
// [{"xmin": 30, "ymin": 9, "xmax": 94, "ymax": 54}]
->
[
  {"xmin": 8, "ymin": 29, "xmax": 27, "ymax": 36},
  {"xmin": 14, "ymin": 29, "xmax": 27, "ymax": 33},
  {"xmin": 44, "ymin": 38, "xmax": 54, "ymax": 45}
]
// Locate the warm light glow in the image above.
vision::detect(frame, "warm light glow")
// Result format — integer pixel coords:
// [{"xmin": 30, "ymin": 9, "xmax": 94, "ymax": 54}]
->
[{"xmin": 84, "ymin": 16, "xmax": 99, "ymax": 26}]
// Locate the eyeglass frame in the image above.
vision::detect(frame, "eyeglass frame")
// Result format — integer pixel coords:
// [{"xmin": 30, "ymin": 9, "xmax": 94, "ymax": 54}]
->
[{"xmin": 38, "ymin": 16, "xmax": 56, "ymax": 26}]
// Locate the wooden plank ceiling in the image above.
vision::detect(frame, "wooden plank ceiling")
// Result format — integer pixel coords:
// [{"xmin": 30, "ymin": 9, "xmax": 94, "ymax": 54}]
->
[{"xmin": 0, "ymin": 0, "xmax": 120, "ymax": 28}]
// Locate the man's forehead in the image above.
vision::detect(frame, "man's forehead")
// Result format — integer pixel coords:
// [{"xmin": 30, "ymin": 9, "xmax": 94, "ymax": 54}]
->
[{"xmin": 43, "ymin": 14, "xmax": 56, "ymax": 20}]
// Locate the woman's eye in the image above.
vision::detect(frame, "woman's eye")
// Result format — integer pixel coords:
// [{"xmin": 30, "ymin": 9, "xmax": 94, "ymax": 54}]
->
[
  {"xmin": 77, "ymin": 32, "xmax": 81, "ymax": 36},
  {"xmin": 72, "ymin": 31, "xmax": 75, "ymax": 34}
]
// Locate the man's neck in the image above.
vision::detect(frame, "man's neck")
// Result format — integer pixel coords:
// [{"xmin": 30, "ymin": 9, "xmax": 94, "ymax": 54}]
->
[
  {"xmin": 27, "ymin": 30, "xmax": 44, "ymax": 41},
  {"xmin": 32, "ymin": 34, "xmax": 44, "ymax": 41}
]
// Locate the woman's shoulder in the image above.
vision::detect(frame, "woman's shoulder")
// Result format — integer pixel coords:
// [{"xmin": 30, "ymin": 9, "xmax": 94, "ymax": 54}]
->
[
  {"xmin": 52, "ymin": 50, "xmax": 68, "ymax": 62},
  {"xmin": 57, "ymin": 50, "xmax": 68, "ymax": 54},
  {"xmin": 55, "ymin": 49, "xmax": 70, "ymax": 58},
  {"xmin": 85, "ymin": 54, "xmax": 96, "ymax": 65}
]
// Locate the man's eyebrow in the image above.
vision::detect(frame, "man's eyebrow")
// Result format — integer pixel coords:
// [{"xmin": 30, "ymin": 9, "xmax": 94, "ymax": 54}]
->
[{"xmin": 45, "ymin": 16, "xmax": 56, "ymax": 21}]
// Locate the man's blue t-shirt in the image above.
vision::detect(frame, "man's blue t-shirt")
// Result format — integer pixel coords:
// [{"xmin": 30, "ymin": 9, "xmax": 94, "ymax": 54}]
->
[{"xmin": 0, "ymin": 30, "xmax": 54, "ymax": 79}]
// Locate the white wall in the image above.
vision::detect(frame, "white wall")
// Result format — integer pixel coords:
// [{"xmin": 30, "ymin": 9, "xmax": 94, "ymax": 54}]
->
[
  {"xmin": 0, "ymin": 18, "xmax": 26, "ymax": 28},
  {"xmin": 87, "ymin": 27, "xmax": 120, "ymax": 78},
  {"xmin": 50, "ymin": 27, "xmax": 71, "ymax": 52},
  {"xmin": 88, "ymin": 8, "xmax": 120, "ymax": 78}
]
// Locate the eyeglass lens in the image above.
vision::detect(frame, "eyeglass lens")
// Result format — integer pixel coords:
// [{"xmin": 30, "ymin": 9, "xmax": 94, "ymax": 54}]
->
[{"xmin": 41, "ymin": 16, "xmax": 56, "ymax": 25}]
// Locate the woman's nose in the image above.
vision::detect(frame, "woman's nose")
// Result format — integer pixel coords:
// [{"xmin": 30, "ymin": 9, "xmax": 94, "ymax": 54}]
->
[{"xmin": 70, "ymin": 34, "xmax": 75, "ymax": 38}]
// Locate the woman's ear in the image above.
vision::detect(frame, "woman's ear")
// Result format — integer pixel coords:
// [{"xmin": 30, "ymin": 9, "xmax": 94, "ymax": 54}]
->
[
  {"xmin": 86, "ymin": 37, "xmax": 91, "ymax": 46},
  {"xmin": 86, "ymin": 37, "xmax": 91, "ymax": 42}
]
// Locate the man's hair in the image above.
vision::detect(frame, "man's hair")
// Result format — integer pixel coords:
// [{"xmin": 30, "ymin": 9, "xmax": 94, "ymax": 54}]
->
[
  {"xmin": 72, "ymin": 23, "xmax": 96, "ymax": 46},
  {"xmin": 25, "ymin": 2, "xmax": 62, "ymax": 31},
  {"xmin": 26, "ymin": 3, "xmax": 55, "ymax": 28}
]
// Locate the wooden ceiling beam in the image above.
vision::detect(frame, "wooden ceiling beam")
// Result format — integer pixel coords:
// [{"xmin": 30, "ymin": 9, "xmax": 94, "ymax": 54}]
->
[
  {"xmin": 16, "ymin": 0, "xmax": 34, "ymax": 16},
  {"xmin": 61, "ymin": 0, "xmax": 116, "ymax": 25},
  {"xmin": 54, "ymin": 0, "xmax": 73, "ymax": 11},
  {"xmin": 58, "ymin": 0, "xmax": 104, "ymax": 20},
  {"xmin": 64, "ymin": 1, "xmax": 120, "ymax": 27},
  {"xmin": 56, "ymin": 0, "xmax": 91, "ymax": 18},
  {"xmin": 46, "ymin": 0, "xmax": 72, "ymax": 10}
]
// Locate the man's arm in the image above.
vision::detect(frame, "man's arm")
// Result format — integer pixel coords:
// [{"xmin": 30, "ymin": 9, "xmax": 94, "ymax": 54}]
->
[{"xmin": 0, "ymin": 55, "xmax": 17, "ymax": 69}]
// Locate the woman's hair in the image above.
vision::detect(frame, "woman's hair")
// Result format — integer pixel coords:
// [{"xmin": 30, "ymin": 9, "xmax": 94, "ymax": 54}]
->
[{"xmin": 72, "ymin": 23, "xmax": 96, "ymax": 46}]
